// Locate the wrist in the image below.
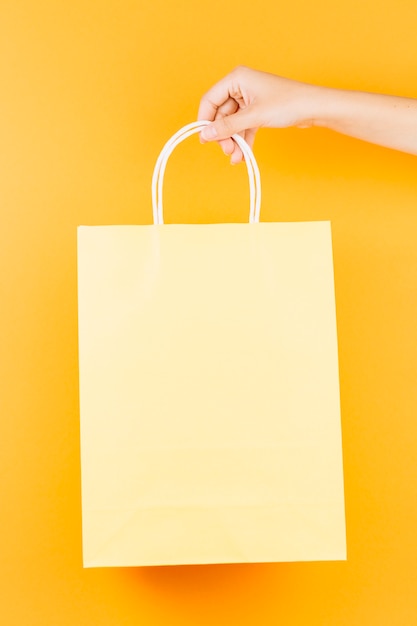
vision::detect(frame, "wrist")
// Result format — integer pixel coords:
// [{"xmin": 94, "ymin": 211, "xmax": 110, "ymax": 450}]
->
[{"xmin": 304, "ymin": 85, "xmax": 341, "ymax": 129}]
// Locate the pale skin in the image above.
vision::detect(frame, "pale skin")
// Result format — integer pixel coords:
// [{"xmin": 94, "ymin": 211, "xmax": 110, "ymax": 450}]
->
[{"xmin": 198, "ymin": 66, "xmax": 417, "ymax": 163}]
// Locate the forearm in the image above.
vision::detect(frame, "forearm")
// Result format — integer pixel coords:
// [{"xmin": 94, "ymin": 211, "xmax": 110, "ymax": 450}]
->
[{"xmin": 311, "ymin": 87, "xmax": 417, "ymax": 155}]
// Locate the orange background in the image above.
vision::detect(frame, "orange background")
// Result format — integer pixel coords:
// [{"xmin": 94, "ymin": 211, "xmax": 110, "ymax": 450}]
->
[{"xmin": 1, "ymin": 1, "xmax": 417, "ymax": 624}]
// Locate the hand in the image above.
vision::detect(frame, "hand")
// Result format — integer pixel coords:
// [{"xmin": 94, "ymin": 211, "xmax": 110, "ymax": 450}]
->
[
  {"xmin": 198, "ymin": 66, "xmax": 417, "ymax": 160},
  {"xmin": 198, "ymin": 66, "xmax": 321, "ymax": 163}
]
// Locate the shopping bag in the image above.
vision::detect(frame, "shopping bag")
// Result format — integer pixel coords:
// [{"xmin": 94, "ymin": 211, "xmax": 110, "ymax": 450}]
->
[{"xmin": 78, "ymin": 121, "xmax": 346, "ymax": 567}]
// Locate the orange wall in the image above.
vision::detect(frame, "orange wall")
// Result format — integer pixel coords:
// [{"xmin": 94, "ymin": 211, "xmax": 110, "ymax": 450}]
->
[{"xmin": 1, "ymin": 1, "xmax": 417, "ymax": 624}]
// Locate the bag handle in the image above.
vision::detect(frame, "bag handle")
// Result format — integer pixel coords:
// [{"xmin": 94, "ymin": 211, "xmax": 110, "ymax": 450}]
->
[{"xmin": 151, "ymin": 121, "xmax": 261, "ymax": 225}]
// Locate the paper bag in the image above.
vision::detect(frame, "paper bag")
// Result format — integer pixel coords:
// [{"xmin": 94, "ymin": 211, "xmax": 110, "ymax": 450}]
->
[{"xmin": 78, "ymin": 122, "xmax": 346, "ymax": 567}]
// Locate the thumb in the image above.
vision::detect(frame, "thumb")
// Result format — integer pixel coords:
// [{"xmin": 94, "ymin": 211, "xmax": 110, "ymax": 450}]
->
[{"xmin": 200, "ymin": 108, "xmax": 255, "ymax": 141}]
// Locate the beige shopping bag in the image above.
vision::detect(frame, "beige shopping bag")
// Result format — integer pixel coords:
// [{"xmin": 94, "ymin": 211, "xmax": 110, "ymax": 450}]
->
[{"xmin": 78, "ymin": 122, "xmax": 346, "ymax": 567}]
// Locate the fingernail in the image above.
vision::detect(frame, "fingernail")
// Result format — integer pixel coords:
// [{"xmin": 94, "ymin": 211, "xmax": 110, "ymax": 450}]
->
[{"xmin": 201, "ymin": 125, "xmax": 217, "ymax": 140}]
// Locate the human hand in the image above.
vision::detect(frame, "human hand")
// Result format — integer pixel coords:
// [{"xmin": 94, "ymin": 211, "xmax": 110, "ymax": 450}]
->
[
  {"xmin": 198, "ymin": 66, "xmax": 417, "ymax": 159},
  {"xmin": 198, "ymin": 66, "xmax": 321, "ymax": 163}
]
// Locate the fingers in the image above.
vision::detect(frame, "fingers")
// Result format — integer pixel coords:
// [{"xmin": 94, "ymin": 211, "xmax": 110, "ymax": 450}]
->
[
  {"xmin": 200, "ymin": 109, "xmax": 255, "ymax": 141},
  {"xmin": 199, "ymin": 91, "xmax": 245, "ymax": 162},
  {"xmin": 213, "ymin": 99, "xmax": 239, "ymax": 158},
  {"xmin": 197, "ymin": 72, "xmax": 241, "ymax": 122},
  {"xmin": 210, "ymin": 136, "xmax": 245, "ymax": 165},
  {"xmin": 197, "ymin": 67, "xmax": 256, "ymax": 163},
  {"xmin": 230, "ymin": 142, "xmax": 244, "ymax": 165},
  {"xmin": 200, "ymin": 109, "xmax": 257, "ymax": 164},
  {"xmin": 228, "ymin": 129, "xmax": 256, "ymax": 165},
  {"xmin": 219, "ymin": 137, "xmax": 243, "ymax": 165},
  {"xmin": 219, "ymin": 138, "xmax": 235, "ymax": 156}
]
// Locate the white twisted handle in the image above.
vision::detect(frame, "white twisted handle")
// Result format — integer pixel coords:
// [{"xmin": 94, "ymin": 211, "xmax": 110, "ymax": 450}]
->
[{"xmin": 151, "ymin": 121, "xmax": 261, "ymax": 225}]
